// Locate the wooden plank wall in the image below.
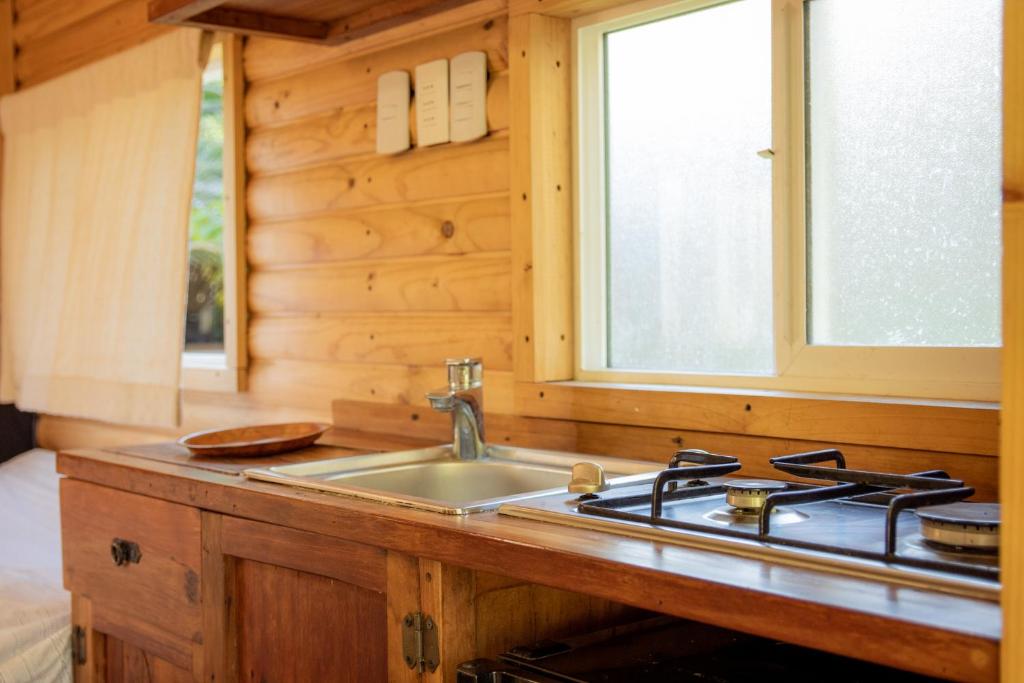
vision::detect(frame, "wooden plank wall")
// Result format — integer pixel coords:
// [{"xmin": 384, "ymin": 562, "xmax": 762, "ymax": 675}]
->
[
  {"xmin": 33, "ymin": 3, "xmax": 519, "ymax": 447},
  {"xmin": 15, "ymin": 0, "xmax": 1001, "ymax": 506},
  {"xmin": 11, "ymin": 0, "xmax": 170, "ymax": 89}
]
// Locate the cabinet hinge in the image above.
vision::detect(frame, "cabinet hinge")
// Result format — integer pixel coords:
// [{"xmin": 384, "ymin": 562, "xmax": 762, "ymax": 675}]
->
[
  {"xmin": 71, "ymin": 625, "xmax": 87, "ymax": 666},
  {"xmin": 401, "ymin": 612, "xmax": 439, "ymax": 673}
]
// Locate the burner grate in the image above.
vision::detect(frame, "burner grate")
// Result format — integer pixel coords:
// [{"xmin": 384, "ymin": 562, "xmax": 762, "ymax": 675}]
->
[{"xmin": 577, "ymin": 448, "xmax": 999, "ymax": 582}]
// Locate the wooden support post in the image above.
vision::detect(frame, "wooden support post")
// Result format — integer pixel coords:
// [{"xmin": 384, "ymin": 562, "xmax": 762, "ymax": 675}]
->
[{"xmin": 510, "ymin": 13, "xmax": 574, "ymax": 383}]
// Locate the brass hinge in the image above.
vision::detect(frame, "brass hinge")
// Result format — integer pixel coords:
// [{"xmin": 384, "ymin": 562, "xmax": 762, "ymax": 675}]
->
[
  {"xmin": 71, "ymin": 625, "xmax": 87, "ymax": 666},
  {"xmin": 401, "ymin": 612, "xmax": 439, "ymax": 673}
]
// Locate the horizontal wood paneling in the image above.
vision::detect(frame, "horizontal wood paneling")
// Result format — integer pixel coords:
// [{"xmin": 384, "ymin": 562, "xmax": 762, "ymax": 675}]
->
[
  {"xmin": 247, "ymin": 71, "xmax": 508, "ymax": 174},
  {"xmin": 245, "ymin": 14, "xmax": 507, "ymax": 127},
  {"xmin": 15, "ymin": 0, "xmax": 169, "ymax": 88},
  {"xmin": 248, "ymin": 195, "xmax": 510, "ymax": 266},
  {"xmin": 249, "ymin": 313, "xmax": 513, "ymax": 369},
  {"xmin": 249, "ymin": 252, "xmax": 511, "ymax": 314},
  {"xmin": 247, "ymin": 358, "xmax": 515, "ymax": 414},
  {"xmin": 247, "ymin": 136, "xmax": 509, "ymax": 221},
  {"xmin": 12, "ymin": 0, "xmax": 122, "ymax": 46},
  {"xmin": 241, "ymin": 0, "xmax": 506, "ymax": 82},
  {"xmin": 518, "ymin": 382, "xmax": 999, "ymax": 457}
]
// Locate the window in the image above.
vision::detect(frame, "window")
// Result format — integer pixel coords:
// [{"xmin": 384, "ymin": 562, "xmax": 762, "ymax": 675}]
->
[
  {"xmin": 182, "ymin": 36, "xmax": 246, "ymax": 391},
  {"xmin": 186, "ymin": 40, "xmax": 225, "ymax": 356},
  {"xmin": 576, "ymin": 0, "xmax": 1002, "ymax": 401}
]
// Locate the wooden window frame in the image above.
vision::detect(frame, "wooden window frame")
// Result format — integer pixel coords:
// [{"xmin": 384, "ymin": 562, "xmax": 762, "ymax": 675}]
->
[
  {"xmin": 182, "ymin": 33, "xmax": 248, "ymax": 393},
  {"xmin": 508, "ymin": 0, "xmax": 999, "ymax": 455},
  {"xmin": 572, "ymin": 0, "xmax": 1000, "ymax": 403}
]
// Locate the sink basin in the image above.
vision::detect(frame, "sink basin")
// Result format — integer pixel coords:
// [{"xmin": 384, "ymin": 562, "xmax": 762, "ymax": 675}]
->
[{"xmin": 244, "ymin": 445, "xmax": 660, "ymax": 514}]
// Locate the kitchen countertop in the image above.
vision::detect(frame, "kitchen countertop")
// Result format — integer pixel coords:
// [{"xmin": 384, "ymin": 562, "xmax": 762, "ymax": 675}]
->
[{"xmin": 56, "ymin": 429, "xmax": 1001, "ymax": 682}]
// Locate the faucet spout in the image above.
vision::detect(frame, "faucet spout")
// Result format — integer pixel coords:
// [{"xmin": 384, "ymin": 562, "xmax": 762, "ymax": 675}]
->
[{"xmin": 426, "ymin": 358, "xmax": 486, "ymax": 460}]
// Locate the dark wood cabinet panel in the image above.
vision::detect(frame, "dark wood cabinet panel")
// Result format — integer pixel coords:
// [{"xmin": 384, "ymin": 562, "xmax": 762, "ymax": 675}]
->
[
  {"xmin": 234, "ymin": 558, "xmax": 388, "ymax": 683},
  {"xmin": 104, "ymin": 637, "xmax": 192, "ymax": 683}
]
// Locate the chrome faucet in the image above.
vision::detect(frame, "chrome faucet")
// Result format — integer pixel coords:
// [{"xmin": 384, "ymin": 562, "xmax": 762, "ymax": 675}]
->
[{"xmin": 426, "ymin": 358, "xmax": 485, "ymax": 460}]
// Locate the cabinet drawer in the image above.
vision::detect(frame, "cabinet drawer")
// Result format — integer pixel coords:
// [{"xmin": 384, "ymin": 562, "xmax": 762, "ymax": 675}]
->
[{"xmin": 61, "ymin": 479, "xmax": 202, "ymax": 644}]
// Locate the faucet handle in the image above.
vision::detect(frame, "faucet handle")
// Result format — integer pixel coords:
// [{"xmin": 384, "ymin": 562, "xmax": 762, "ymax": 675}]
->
[{"xmin": 445, "ymin": 357, "xmax": 482, "ymax": 390}]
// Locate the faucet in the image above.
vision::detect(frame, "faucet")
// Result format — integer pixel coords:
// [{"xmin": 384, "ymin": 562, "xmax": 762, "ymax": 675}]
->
[{"xmin": 426, "ymin": 358, "xmax": 486, "ymax": 460}]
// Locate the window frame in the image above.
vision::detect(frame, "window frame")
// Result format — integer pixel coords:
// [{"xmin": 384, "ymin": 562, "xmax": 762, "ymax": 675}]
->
[
  {"xmin": 573, "ymin": 0, "xmax": 1001, "ymax": 402},
  {"xmin": 181, "ymin": 32, "xmax": 248, "ymax": 393}
]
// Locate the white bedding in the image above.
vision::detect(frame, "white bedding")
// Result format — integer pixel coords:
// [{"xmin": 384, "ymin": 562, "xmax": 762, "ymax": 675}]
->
[{"xmin": 0, "ymin": 449, "xmax": 70, "ymax": 683}]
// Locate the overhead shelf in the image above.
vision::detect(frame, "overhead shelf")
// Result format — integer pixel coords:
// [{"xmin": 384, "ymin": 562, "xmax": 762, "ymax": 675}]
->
[{"xmin": 148, "ymin": 0, "xmax": 480, "ymax": 45}]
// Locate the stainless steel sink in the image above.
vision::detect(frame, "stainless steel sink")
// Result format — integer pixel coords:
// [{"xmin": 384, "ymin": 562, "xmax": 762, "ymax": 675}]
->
[{"xmin": 244, "ymin": 445, "xmax": 660, "ymax": 514}]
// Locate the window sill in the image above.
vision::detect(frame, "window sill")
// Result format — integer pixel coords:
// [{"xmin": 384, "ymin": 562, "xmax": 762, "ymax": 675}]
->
[
  {"xmin": 182, "ymin": 351, "xmax": 246, "ymax": 392},
  {"xmin": 513, "ymin": 380, "xmax": 999, "ymax": 457}
]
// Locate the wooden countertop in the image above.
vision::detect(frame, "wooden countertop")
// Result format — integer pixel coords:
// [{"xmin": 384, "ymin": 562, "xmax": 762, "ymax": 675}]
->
[{"xmin": 56, "ymin": 431, "xmax": 1001, "ymax": 682}]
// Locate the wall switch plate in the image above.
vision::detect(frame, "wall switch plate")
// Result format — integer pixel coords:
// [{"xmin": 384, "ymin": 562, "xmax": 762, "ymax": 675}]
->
[
  {"xmin": 415, "ymin": 59, "xmax": 449, "ymax": 147},
  {"xmin": 450, "ymin": 51, "xmax": 488, "ymax": 143},
  {"xmin": 377, "ymin": 70, "xmax": 410, "ymax": 155}
]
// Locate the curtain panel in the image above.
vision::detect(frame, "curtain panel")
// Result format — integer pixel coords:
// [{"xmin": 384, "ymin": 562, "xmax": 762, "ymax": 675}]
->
[{"xmin": 0, "ymin": 30, "xmax": 204, "ymax": 427}]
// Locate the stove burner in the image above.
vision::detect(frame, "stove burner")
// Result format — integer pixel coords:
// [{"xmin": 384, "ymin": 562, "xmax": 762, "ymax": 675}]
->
[
  {"xmin": 704, "ymin": 505, "xmax": 809, "ymax": 526},
  {"xmin": 916, "ymin": 503, "xmax": 1000, "ymax": 551},
  {"xmin": 724, "ymin": 480, "xmax": 788, "ymax": 511}
]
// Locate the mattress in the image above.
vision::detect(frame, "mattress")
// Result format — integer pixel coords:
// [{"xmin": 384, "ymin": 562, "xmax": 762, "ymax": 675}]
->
[{"xmin": 0, "ymin": 449, "xmax": 70, "ymax": 683}]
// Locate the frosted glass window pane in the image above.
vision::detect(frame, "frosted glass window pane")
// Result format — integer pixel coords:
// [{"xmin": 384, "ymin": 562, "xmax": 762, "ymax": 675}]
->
[
  {"xmin": 807, "ymin": 0, "xmax": 1002, "ymax": 347},
  {"xmin": 605, "ymin": 0, "xmax": 774, "ymax": 375}
]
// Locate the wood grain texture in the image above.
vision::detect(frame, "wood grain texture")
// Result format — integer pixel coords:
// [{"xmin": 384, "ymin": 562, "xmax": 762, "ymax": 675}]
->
[
  {"xmin": 246, "ymin": 358, "xmax": 516, "ymax": 415},
  {"xmin": 509, "ymin": 0, "xmax": 627, "ymax": 16},
  {"xmin": 385, "ymin": 552, "xmax": 421, "ymax": 683},
  {"xmin": 244, "ymin": 15, "xmax": 507, "ymax": 126},
  {"xmin": 1002, "ymin": 2, "xmax": 1024, "ymax": 675},
  {"xmin": 221, "ymin": 515, "xmax": 387, "ymax": 591},
  {"xmin": 247, "ymin": 195, "xmax": 510, "ymax": 266},
  {"xmin": 61, "ymin": 480, "xmax": 203, "ymax": 649},
  {"xmin": 104, "ymin": 638, "xmax": 193, "ymax": 683},
  {"xmin": 0, "ymin": 0, "xmax": 14, "ymax": 92},
  {"xmin": 509, "ymin": 13, "xmax": 574, "ymax": 382},
  {"xmin": 15, "ymin": 0, "xmax": 170, "ymax": 88},
  {"xmin": 222, "ymin": 34, "xmax": 249, "ymax": 384},
  {"xmin": 200, "ymin": 513, "xmax": 236, "ymax": 683},
  {"xmin": 517, "ymin": 382, "xmax": 999, "ymax": 456},
  {"xmin": 234, "ymin": 559, "xmax": 387, "ymax": 683},
  {"xmin": 13, "ymin": 0, "xmax": 122, "ymax": 46},
  {"xmin": 246, "ymin": 71, "xmax": 508, "ymax": 173},
  {"xmin": 242, "ymin": 0, "xmax": 506, "ymax": 82},
  {"xmin": 247, "ymin": 136, "xmax": 510, "ymax": 222},
  {"xmin": 249, "ymin": 253, "xmax": 511, "ymax": 315},
  {"xmin": 71, "ymin": 594, "xmax": 107, "ymax": 683},
  {"xmin": 249, "ymin": 312, "xmax": 514, "ymax": 370},
  {"xmin": 58, "ymin": 448, "xmax": 1001, "ymax": 683},
  {"xmin": 419, "ymin": 559, "xmax": 475, "ymax": 683}
]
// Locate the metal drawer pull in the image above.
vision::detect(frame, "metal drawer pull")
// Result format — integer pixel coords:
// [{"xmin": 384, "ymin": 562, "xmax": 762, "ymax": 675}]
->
[{"xmin": 110, "ymin": 538, "xmax": 142, "ymax": 566}]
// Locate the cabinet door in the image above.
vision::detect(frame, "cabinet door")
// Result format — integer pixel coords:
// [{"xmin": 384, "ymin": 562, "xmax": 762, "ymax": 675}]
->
[{"xmin": 212, "ymin": 514, "xmax": 389, "ymax": 682}]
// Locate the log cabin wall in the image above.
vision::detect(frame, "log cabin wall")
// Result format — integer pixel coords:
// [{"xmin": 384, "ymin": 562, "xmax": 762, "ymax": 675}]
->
[{"xmin": 4, "ymin": 0, "xmax": 1001, "ymax": 502}]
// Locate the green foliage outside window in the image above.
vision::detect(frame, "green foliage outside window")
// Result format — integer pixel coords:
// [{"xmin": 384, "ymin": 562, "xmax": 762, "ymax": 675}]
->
[{"xmin": 185, "ymin": 54, "xmax": 225, "ymax": 350}]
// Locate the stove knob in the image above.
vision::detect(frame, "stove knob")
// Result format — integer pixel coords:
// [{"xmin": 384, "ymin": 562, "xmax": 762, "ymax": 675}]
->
[{"xmin": 568, "ymin": 462, "xmax": 608, "ymax": 494}]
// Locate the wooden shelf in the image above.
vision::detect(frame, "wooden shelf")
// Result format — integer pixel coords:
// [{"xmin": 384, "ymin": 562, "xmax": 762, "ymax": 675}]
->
[{"xmin": 149, "ymin": 0, "xmax": 480, "ymax": 45}]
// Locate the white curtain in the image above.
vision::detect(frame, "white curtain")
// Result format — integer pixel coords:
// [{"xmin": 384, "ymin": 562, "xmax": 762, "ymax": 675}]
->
[{"xmin": 0, "ymin": 30, "xmax": 204, "ymax": 427}]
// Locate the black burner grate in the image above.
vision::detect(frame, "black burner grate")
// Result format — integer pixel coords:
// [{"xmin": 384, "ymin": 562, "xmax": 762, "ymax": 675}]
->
[{"xmin": 577, "ymin": 448, "xmax": 998, "ymax": 582}]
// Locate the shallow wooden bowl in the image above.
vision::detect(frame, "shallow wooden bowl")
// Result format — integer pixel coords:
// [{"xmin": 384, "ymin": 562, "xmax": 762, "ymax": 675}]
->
[{"xmin": 178, "ymin": 422, "xmax": 331, "ymax": 458}]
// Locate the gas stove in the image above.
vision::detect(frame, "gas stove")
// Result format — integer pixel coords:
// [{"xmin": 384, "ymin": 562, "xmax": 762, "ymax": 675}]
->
[{"xmin": 499, "ymin": 448, "xmax": 1000, "ymax": 600}]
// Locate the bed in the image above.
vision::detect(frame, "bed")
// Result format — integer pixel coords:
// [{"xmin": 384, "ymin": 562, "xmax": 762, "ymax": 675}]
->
[{"xmin": 0, "ymin": 449, "xmax": 71, "ymax": 683}]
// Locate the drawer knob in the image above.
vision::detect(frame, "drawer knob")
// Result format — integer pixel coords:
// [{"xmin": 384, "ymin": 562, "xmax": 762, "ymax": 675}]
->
[{"xmin": 110, "ymin": 538, "xmax": 142, "ymax": 566}]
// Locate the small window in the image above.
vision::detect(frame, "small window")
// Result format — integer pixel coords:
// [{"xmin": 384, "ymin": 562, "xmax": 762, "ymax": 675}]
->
[
  {"xmin": 182, "ymin": 36, "xmax": 246, "ymax": 391},
  {"xmin": 576, "ymin": 0, "xmax": 1002, "ymax": 401},
  {"xmin": 186, "ymin": 41, "xmax": 225, "ymax": 354}
]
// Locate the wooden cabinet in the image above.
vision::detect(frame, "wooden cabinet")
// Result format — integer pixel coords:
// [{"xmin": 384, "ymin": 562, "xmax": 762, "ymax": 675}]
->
[
  {"xmin": 62, "ymin": 480, "xmax": 638, "ymax": 682},
  {"xmin": 62, "ymin": 480, "xmax": 202, "ymax": 678}
]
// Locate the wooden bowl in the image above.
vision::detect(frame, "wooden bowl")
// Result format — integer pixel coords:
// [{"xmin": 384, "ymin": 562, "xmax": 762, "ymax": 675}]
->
[{"xmin": 178, "ymin": 422, "xmax": 331, "ymax": 458}]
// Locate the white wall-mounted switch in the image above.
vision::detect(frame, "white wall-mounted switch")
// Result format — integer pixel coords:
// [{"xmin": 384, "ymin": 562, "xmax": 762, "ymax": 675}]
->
[
  {"xmin": 450, "ymin": 51, "xmax": 488, "ymax": 143},
  {"xmin": 377, "ymin": 70, "xmax": 410, "ymax": 155},
  {"xmin": 415, "ymin": 59, "xmax": 450, "ymax": 147}
]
